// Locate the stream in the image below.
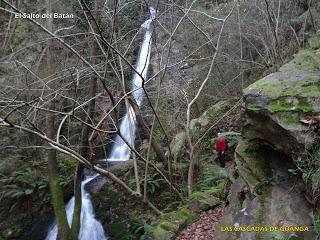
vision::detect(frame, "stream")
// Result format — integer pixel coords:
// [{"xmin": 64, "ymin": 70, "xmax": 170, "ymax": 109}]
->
[{"xmin": 45, "ymin": 7, "xmax": 156, "ymax": 240}]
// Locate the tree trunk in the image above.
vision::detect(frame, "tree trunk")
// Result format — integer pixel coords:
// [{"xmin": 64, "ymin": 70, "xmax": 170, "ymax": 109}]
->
[
  {"xmin": 128, "ymin": 98, "xmax": 167, "ymax": 163},
  {"xmin": 46, "ymin": 0, "xmax": 73, "ymax": 239},
  {"xmin": 71, "ymin": 0, "xmax": 100, "ymax": 237}
]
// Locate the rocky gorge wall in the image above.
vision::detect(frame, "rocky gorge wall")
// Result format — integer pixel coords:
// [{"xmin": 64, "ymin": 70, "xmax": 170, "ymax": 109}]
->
[{"xmin": 216, "ymin": 35, "xmax": 320, "ymax": 240}]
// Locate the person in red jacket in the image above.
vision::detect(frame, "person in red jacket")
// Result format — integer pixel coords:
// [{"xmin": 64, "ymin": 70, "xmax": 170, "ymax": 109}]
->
[{"xmin": 215, "ymin": 132, "xmax": 228, "ymax": 168}]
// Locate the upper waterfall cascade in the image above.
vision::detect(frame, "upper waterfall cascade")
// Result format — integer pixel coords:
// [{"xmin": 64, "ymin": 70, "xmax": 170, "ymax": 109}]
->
[
  {"xmin": 45, "ymin": 7, "xmax": 155, "ymax": 240},
  {"xmin": 107, "ymin": 7, "xmax": 156, "ymax": 162}
]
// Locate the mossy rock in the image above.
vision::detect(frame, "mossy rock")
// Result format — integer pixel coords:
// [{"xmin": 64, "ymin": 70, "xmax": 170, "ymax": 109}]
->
[
  {"xmin": 243, "ymin": 44, "xmax": 320, "ymax": 157},
  {"xmin": 236, "ymin": 140, "xmax": 272, "ymax": 180},
  {"xmin": 189, "ymin": 180, "xmax": 226, "ymax": 212},
  {"xmin": 235, "ymin": 140, "xmax": 273, "ymax": 193},
  {"xmin": 153, "ymin": 208, "xmax": 199, "ymax": 240},
  {"xmin": 169, "ymin": 131, "xmax": 187, "ymax": 161},
  {"xmin": 153, "ymin": 225, "xmax": 175, "ymax": 240},
  {"xmin": 190, "ymin": 100, "xmax": 238, "ymax": 131},
  {"xmin": 169, "ymin": 100, "xmax": 239, "ymax": 162},
  {"xmin": 309, "ymin": 35, "xmax": 320, "ymax": 50}
]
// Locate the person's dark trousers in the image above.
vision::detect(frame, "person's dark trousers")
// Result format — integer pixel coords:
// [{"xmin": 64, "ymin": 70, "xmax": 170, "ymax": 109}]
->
[{"xmin": 218, "ymin": 151, "xmax": 226, "ymax": 168}]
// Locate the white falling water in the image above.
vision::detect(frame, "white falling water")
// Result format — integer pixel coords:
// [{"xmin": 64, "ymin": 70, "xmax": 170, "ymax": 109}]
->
[
  {"xmin": 108, "ymin": 7, "xmax": 156, "ymax": 162},
  {"xmin": 45, "ymin": 174, "xmax": 107, "ymax": 240},
  {"xmin": 45, "ymin": 7, "xmax": 155, "ymax": 240}
]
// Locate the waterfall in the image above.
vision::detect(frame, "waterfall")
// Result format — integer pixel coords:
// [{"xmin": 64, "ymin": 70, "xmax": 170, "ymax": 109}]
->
[
  {"xmin": 107, "ymin": 7, "xmax": 156, "ymax": 162},
  {"xmin": 45, "ymin": 174, "xmax": 107, "ymax": 240},
  {"xmin": 45, "ymin": 7, "xmax": 155, "ymax": 240}
]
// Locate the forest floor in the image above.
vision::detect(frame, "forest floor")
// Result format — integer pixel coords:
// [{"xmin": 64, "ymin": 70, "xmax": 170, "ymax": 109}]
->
[{"xmin": 176, "ymin": 203, "xmax": 225, "ymax": 240}]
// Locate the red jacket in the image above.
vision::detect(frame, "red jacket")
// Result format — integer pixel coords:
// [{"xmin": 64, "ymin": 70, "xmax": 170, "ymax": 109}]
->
[{"xmin": 215, "ymin": 137, "xmax": 227, "ymax": 152}]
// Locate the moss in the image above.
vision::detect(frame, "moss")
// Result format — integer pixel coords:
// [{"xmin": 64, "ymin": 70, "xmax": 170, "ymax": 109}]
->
[
  {"xmin": 245, "ymin": 47, "xmax": 320, "ymax": 100},
  {"xmin": 236, "ymin": 160, "xmax": 260, "ymax": 192},
  {"xmin": 159, "ymin": 221, "xmax": 179, "ymax": 232},
  {"xmin": 296, "ymin": 100, "xmax": 315, "ymax": 112},
  {"xmin": 247, "ymin": 103, "xmax": 261, "ymax": 111},
  {"xmin": 161, "ymin": 208, "xmax": 198, "ymax": 223},
  {"xmin": 247, "ymin": 77, "xmax": 320, "ymax": 99},
  {"xmin": 269, "ymin": 98, "xmax": 315, "ymax": 113},
  {"xmin": 153, "ymin": 225, "xmax": 173, "ymax": 239},
  {"xmin": 153, "ymin": 208, "xmax": 199, "ymax": 239},
  {"xmin": 269, "ymin": 101, "xmax": 294, "ymax": 112},
  {"xmin": 277, "ymin": 113, "xmax": 300, "ymax": 126},
  {"xmin": 309, "ymin": 36, "xmax": 320, "ymax": 50},
  {"xmin": 236, "ymin": 140, "xmax": 273, "ymax": 193},
  {"xmin": 255, "ymin": 186, "xmax": 271, "ymax": 239},
  {"xmin": 189, "ymin": 181, "xmax": 225, "ymax": 211},
  {"xmin": 292, "ymin": 50, "xmax": 319, "ymax": 70},
  {"xmin": 246, "ymin": 81, "xmax": 281, "ymax": 98}
]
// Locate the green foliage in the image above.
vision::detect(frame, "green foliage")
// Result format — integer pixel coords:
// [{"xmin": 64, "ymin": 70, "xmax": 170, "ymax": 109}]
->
[
  {"xmin": 289, "ymin": 142, "xmax": 320, "ymax": 211},
  {"xmin": 198, "ymin": 164, "xmax": 227, "ymax": 191},
  {"xmin": 293, "ymin": 154, "xmax": 317, "ymax": 187},
  {"xmin": 314, "ymin": 214, "xmax": 320, "ymax": 236},
  {"xmin": 129, "ymin": 173, "xmax": 165, "ymax": 196},
  {"xmin": 144, "ymin": 173, "xmax": 165, "ymax": 195},
  {"xmin": 130, "ymin": 218, "xmax": 154, "ymax": 240},
  {"xmin": 308, "ymin": 35, "xmax": 320, "ymax": 50},
  {"xmin": 0, "ymin": 155, "xmax": 74, "ymax": 204},
  {"xmin": 106, "ymin": 218, "xmax": 154, "ymax": 240},
  {"xmin": 0, "ymin": 168, "xmax": 48, "ymax": 201}
]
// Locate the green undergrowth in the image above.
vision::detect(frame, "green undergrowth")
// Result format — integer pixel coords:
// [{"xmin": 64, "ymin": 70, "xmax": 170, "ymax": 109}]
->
[
  {"xmin": 0, "ymin": 153, "xmax": 76, "ymax": 239},
  {"xmin": 92, "ymin": 176, "xmax": 157, "ymax": 240}
]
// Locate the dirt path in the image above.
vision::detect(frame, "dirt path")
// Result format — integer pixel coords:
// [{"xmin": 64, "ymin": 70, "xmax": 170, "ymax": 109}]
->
[{"xmin": 177, "ymin": 204, "xmax": 225, "ymax": 240}]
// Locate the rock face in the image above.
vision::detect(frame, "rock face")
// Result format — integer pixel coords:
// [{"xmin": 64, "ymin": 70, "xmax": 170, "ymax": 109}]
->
[
  {"xmin": 216, "ymin": 140, "xmax": 315, "ymax": 240},
  {"xmin": 243, "ymin": 37, "xmax": 320, "ymax": 157},
  {"xmin": 215, "ymin": 37, "xmax": 320, "ymax": 240}
]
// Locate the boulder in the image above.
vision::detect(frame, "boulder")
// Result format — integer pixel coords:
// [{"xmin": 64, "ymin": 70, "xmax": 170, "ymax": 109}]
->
[
  {"xmin": 153, "ymin": 208, "xmax": 199, "ymax": 240},
  {"xmin": 215, "ymin": 36, "xmax": 320, "ymax": 240},
  {"xmin": 169, "ymin": 131, "xmax": 187, "ymax": 162},
  {"xmin": 243, "ymin": 38, "xmax": 320, "ymax": 157},
  {"xmin": 188, "ymin": 180, "xmax": 226, "ymax": 212},
  {"xmin": 168, "ymin": 99, "xmax": 238, "ymax": 161},
  {"xmin": 190, "ymin": 100, "xmax": 237, "ymax": 131}
]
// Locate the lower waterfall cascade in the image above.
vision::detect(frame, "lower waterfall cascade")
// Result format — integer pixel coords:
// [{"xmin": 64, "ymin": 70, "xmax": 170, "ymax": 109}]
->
[{"xmin": 45, "ymin": 7, "xmax": 156, "ymax": 240}]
